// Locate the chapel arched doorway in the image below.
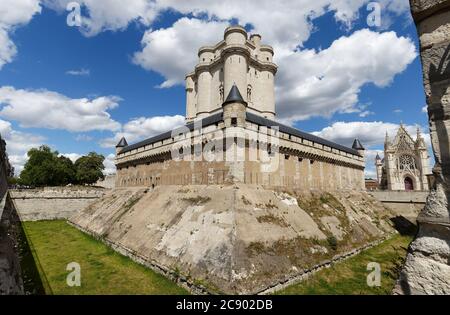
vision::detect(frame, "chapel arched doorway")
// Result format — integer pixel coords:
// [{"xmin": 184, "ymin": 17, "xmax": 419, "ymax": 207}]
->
[{"xmin": 404, "ymin": 177, "xmax": 414, "ymax": 191}]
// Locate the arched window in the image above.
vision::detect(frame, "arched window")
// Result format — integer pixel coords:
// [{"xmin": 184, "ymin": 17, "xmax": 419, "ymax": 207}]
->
[
  {"xmin": 398, "ymin": 154, "xmax": 416, "ymax": 171},
  {"xmin": 219, "ymin": 83, "xmax": 224, "ymax": 102},
  {"xmin": 247, "ymin": 85, "xmax": 252, "ymax": 101}
]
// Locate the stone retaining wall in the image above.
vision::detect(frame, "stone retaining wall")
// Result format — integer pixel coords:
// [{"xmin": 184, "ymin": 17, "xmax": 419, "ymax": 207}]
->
[
  {"xmin": 0, "ymin": 194, "xmax": 24, "ymax": 294},
  {"xmin": 369, "ymin": 191, "xmax": 428, "ymax": 220},
  {"xmin": 10, "ymin": 187, "xmax": 106, "ymax": 221}
]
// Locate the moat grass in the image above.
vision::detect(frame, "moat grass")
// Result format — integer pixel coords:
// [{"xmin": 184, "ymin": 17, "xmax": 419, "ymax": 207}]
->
[
  {"xmin": 21, "ymin": 220, "xmax": 188, "ymax": 295},
  {"xmin": 276, "ymin": 234, "xmax": 412, "ymax": 295}
]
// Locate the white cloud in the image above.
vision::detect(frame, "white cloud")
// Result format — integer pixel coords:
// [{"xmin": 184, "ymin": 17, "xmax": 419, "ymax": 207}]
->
[
  {"xmin": 101, "ymin": 114, "xmax": 185, "ymax": 148},
  {"xmin": 393, "ymin": 109, "xmax": 403, "ymax": 113},
  {"xmin": 42, "ymin": 0, "xmax": 158, "ymax": 36},
  {"xmin": 0, "ymin": 86, "xmax": 121, "ymax": 132},
  {"xmin": 132, "ymin": 20, "xmax": 415, "ymax": 122},
  {"xmin": 0, "ymin": 0, "xmax": 41, "ymax": 69},
  {"xmin": 75, "ymin": 134, "xmax": 93, "ymax": 142},
  {"xmin": 156, "ymin": 1, "xmax": 410, "ymax": 51},
  {"xmin": 312, "ymin": 121, "xmax": 432, "ymax": 176},
  {"xmin": 60, "ymin": 152, "xmax": 82, "ymax": 162},
  {"xmin": 42, "ymin": 1, "xmax": 412, "ymax": 46},
  {"xmin": 422, "ymin": 105, "xmax": 427, "ymax": 113},
  {"xmin": 103, "ymin": 153, "xmax": 116, "ymax": 174},
  {"xmin": 0, "ymin": 28, "xmax": 17, "ymax": 69},
  {"xmin": 133, "ymin": 18, "xmax": 229, "ymax": 88},
  {"xmin": 61, "ymin": 152, "xmax": 116, "ymax": 175},
  {"xmin": 0, "ymin": 0, "xmax": 41, "ymax": 26},
  {"xmin": 359, "ymin": 110, "xmax": 374, "ymax": 117},
  {"xmin": 0, "ymin": 118, "xmax": 46, "ymax": 175},
  {"xmin": 66, "ymin": 68, "xmax": 90, "ymax": 76},
  {"xmin": 312, "ymin": 121, "xmax": 428, "ymax": 148},
  {"xmin": 276, "ymin": 29, "xmax": 416, "ymax": 122}
]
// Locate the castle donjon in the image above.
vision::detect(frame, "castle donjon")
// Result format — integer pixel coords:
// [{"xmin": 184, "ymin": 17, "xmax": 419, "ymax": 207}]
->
[{"xmin": 114, "ymin": 26, "xmax": 365, "ymax": 190}]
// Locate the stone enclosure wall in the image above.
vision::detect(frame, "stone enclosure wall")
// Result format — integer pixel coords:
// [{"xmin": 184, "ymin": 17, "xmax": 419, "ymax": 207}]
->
[
  {"xmin": 10, "ymin": 187, "xmax": 106, "ymax": 221},
  {"xmin": 369, "ymin": 191, "xmax": 428, "ymax": 220},
  {"xmin": 116, "ymin": 154, "xmax": 364, "ymax": 191}
]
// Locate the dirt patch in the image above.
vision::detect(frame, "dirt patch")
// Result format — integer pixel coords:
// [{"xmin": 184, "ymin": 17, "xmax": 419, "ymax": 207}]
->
[
  {"xmin": 182, "ymin": 196, "xmax": 211, "ymax": 205},
  {"xmin": 257, "ymin": 214, "xmax": 288, "ymax": 227}
]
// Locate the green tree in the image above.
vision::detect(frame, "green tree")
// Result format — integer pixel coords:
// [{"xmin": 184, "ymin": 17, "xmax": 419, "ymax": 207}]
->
[
  {"xmin": 74, "ymin": 152, "xmax": 105, "ymax": 185},
  {"xmin": 7, "ymin": 176, "xmax": 19, "ymax": 186},
  {"xmin": 20, "ymin": 145, "xmax": 61, "ymax": 187},
  {"xmin": 55, "ymin": 155, "xmax": 77, "ymax": 186}
]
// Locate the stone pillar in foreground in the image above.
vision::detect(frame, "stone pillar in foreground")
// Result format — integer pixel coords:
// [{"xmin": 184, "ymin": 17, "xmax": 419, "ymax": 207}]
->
[{"xmin": 396, "ymin": 0, "xmax": 450, "ymax": 294}]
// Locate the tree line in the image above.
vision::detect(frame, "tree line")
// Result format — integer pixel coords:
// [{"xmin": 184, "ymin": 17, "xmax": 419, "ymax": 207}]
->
[{"xmin": 11, "ymin": 145, "xmax": 106, "ymax": 187}]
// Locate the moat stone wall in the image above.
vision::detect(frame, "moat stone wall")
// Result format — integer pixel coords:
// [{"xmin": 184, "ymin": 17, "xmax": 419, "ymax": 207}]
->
[
  {"xmin": 0, "ymin": 194, "xmax": 24, "ymax": 294},
  {"xmin": 10, "ymin": 187, "xmax": 106, "ymax": 221}
]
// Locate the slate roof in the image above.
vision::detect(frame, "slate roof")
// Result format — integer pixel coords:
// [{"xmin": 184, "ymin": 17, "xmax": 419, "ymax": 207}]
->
[
  {"xmin": 246, "ymin": 112, "xmax": 360, "ymax": 156},
  {"xmin": 119, "ymin": 111, "xmax": 360, "ymax": 156},
  {"xmin": 119, "ymin": 112, "xmax": 222, "ymax": 154},
  {"xmin": 116, "ymin": 137, "xmax": 128, "ymax": 147},
  {"xmin": 351, "ymin": 138, "xmax": 365, "ymax": 150},
  {"xmin": 223, "ymin": 84, "xmax": 247, "ymax": 106}
]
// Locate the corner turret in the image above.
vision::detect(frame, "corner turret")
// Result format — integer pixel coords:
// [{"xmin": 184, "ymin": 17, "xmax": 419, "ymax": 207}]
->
[
  {"xmin": 116, "ymin": 137, "xmax": 128, "ymax": 155},
  {"xmin": 352, "ymin": 138, "xmax": 365, "ymax": 157},
  {"xmin": 222, "ymin": 84, "xmax": 247, "ymax": 127}
]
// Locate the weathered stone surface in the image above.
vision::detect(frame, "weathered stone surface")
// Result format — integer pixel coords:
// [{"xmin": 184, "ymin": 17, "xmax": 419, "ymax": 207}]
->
[
  {"xmin": 10, "ymin": 187, "xmax": 106, "ymax": 221},
  {"xmin": 0, "ymin": 194, "xmax": 24, "ymax": 295},
  {"xmin": 398, "ymin": 251, "xmax": 450, "ymax": 294},
  {"xmin": 396, "ymin": 0, "xmax": 450, "ymax": 294},
  {"xmin": 369, "ymin": 191, "xmax": 428, "ymax": 221},
  {"xmin": 70, "ymin": 185, "xmax": 394, "ymax": 294}
]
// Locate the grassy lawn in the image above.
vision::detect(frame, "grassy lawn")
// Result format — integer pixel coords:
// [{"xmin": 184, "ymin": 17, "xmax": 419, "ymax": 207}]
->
[
  {"xmin": 22, "ymin": 220, "xmax": 188, "ymax": 295},
  {"xmin": 276, "ymin": 234, "xmax": 412, "ymax": 295}
]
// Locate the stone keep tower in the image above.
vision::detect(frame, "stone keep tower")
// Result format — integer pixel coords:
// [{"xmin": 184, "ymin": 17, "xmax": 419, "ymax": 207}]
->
[
  {"xmin": 185, "ymin": 26, "xmax": 278, "ymax": 121},
  {"xmin": 380, "ymin": 125, "xmax": 431, "ymax": 191}
]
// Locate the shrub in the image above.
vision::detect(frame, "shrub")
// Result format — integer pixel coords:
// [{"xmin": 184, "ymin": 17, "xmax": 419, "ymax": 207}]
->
[{"xmin": 327, "ymin": 236, "xmax": 338, "ymax": 251}]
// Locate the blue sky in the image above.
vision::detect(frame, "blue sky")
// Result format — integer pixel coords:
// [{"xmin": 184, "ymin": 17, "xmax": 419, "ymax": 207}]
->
[{"xmin": 0, "ymin": 1, "xmax": 431, "ymax": 177}]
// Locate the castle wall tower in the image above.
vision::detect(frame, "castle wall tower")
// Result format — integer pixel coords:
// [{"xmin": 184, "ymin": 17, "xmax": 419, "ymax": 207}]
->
[
  {"xmin": 196, "ymin": 48, "xmax": 213, "ymax": 118},
  {"xmin": 375, "ymin": 153, "xmax": 383, "ymax": 184},
  {"xmin": 415, "ymin": 128, "xmax": 431, "ymax": 190},
  {"xmin": 223, "ymin": 26, "xmax": 249, "ymax": 106},
  {"xmin": 115, "ymin": 137, "xmax": 128, "ymax": 155},
  {"xmin": 352, "ymin": 139, "xmax": 366, "ymax": 190},
  {"xmin": 185, "ymin": 75, "xmax": 196, "ymax": 121},
  {"xmin": 185, "ymin": 25, "xmax": 278, "ymax": 121},
  {"xmin": 222, "ymin": 84, "xmax": 247, "ymax": 128},
  {"xmin": 259, "ymin": 45, "xmax": 276, "ymax": 119}
]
